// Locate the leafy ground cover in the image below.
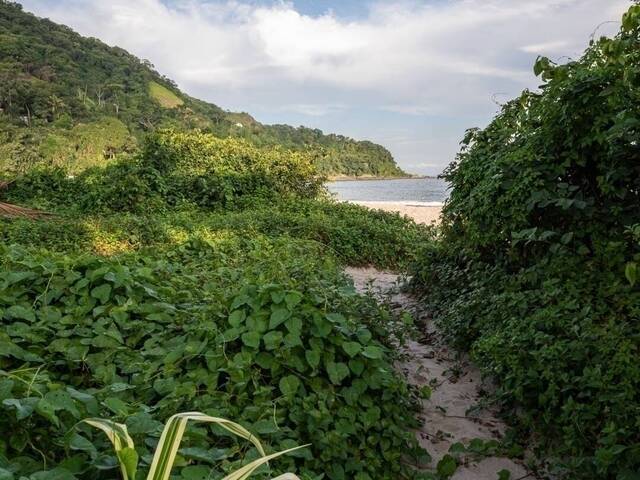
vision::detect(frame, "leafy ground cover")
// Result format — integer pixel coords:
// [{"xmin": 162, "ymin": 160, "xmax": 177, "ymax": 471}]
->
[
  {"xmin": 0, "ymin": 128, "xmax": 433, "ymax": 479},
  {"xmin": 410, "ymin": 6, "xmax": 640, "ymax": 479},
  {"xmin": 2, "ymin": 130, "xmax": 429, "ymax": 270},
  {"xmin": 0, "ymin": 200, "xmax": 426, "ymax": 270},
  {"xmin": 0, "ymin": 239, "xmax": 423, "ymax": 479}
]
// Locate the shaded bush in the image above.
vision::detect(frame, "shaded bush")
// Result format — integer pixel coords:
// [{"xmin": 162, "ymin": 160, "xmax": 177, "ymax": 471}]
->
[{"xmin": 411, "ymin": 6, "xmax": 640, "ymax": 479}]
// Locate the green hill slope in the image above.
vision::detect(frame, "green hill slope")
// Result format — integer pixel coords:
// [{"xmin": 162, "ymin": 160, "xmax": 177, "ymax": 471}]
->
[{"xmin": 0, "ymin": 0, "xmax": 406, "ymax": 177}]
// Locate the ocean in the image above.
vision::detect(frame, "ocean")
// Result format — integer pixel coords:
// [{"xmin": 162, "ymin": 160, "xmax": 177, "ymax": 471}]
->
[{"xmin": 326, "ymin": 177, "xmax": 449, "ymax": 205}]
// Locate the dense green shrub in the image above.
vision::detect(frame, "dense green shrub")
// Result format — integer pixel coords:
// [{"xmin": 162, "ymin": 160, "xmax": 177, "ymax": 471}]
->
[
  {"xmin": 142, "ymin": 130, "xmax": 325, "ymax": 204},
  {"xmin": 0, "ymin": 198, "xmax": 429, "ymax": 270},
  {"xmin": 5, "ymin": 129, "xmax": 325, "ymax": 212},
  {"xmin": 0, "ymin": 238, "xmax": 425, "ymax": 479},
  {"xmin": 4, "ymin": 160, "xmax": 163, "ymax": 214},
  {"xmin": 411, "ymin": 6, "xmax": 640, "ymax": 479}
]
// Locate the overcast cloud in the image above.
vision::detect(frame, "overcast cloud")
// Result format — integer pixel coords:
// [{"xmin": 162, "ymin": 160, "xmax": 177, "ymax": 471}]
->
[{"xmin": 20, "ymin": 0, "xmax": 629, "ymax": 175}]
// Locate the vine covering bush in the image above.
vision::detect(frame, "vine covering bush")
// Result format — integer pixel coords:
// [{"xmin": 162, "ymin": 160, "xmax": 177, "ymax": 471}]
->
[
  {"xmin": 411, "ymin": 6, "xmax": 640, "ymax": 479},
  {"xmin": 0, "ymin": 238, "xmax": 424, "ymax": 479},
  {"xmin": 0, "ymin": 103, "xmax": 433, "ymax": 478}
]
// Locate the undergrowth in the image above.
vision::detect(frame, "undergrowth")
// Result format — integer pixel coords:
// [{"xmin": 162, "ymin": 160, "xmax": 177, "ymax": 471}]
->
[{"xmin": 0, "ymin": 124, "xmax": 434, "ymax": 479}]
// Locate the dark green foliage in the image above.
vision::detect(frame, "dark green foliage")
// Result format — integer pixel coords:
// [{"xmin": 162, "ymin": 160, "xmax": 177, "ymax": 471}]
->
[
  {"xmin": 0, "ymin": 1, "xmax": 405, "ymax": 177},
  {"xmin": 411, "ymin": 7, "xmax": 640, "ymax": 479},
  {"xmin": 0, "ymin": 239, "xmax": 423, "ymax": 479},
  {"xmin": 250, "ymin": 125, "xmax": 405, "ymax": 177}
]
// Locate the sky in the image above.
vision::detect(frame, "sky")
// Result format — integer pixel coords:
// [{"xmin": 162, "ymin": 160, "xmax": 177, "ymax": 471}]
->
[{"xmin": 20, "ymin": 0, "xmax": 629, "ymax": 175}]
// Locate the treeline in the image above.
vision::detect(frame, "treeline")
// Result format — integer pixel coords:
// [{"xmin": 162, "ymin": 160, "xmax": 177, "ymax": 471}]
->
[
  {"xmin": 0, "ymin": 0, "xmax": 405, "ymax": 177},
  {"xmin": 410, "ymin": 5, "xmax": 640, "ymax": 479}
]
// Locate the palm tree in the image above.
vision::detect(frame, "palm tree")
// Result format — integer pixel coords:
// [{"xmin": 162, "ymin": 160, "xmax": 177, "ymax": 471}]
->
[
  {"xmin": 0, "ymin": 180, "xmax": 52, "ymax": 219},
  {"xmin": 47, "ymin": 94, "xmax": 66, "ymax": 119}
]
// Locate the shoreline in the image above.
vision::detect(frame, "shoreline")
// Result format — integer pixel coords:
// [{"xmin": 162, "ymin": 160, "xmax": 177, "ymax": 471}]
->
[
  {"xmin": 328, "ymin": 175, "xmax": 436, "ymax": 182},
  {"xmin": 349, "ymin": 200, "xmax": 442, "ymax": 225}
]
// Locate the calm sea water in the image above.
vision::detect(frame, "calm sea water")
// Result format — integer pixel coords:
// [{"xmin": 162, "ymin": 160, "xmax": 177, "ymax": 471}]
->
[{"xmin": 326, "ymin": 178, "xmax": 449, "ymax": 204}]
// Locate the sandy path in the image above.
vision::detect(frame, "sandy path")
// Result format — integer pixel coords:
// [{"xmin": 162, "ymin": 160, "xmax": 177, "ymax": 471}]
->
[
  {"xmin": 350, "ymin": 201, "xmax": 442, "ymax": 225},
  {"xmin": 346, "ymin": 267, "xmax": 530, "ymax": 480}
]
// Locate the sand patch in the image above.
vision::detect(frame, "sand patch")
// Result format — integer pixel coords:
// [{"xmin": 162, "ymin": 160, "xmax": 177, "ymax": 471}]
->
[{"xmin": 350, "ymin": 201, "xmax": 442, "ymax": 225}]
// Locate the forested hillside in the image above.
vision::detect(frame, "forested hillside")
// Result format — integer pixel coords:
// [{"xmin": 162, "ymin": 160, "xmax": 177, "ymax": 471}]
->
[{"xmin": 0, "ymin": 1, "xmax": 405, "ymax": 177}]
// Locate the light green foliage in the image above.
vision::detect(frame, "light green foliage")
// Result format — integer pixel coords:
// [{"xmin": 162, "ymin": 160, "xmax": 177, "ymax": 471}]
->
[
  {"xmin": 4, "ymin": 129, "xmax": 326, "ymax": 212},
  {"xmin": 148, "ymin": 81, "xmax": 184, "ymax": 109},
  {"xmin": 41, "ymin": 117, "xmax": 134, "ymax": 171},
  {"xmin": 142, "ymin": 129, "xmax": 325, "ymax": 203},
  {"xmin": 411, "ymin": 6, "xmax": 640, "ymax": 479},
  {"xmin": 0, "ymin": 116, "xmax": 134, "ymax": 174},
  {"xmin": 0, "ymin": 199, "xmax": 428, "ymax": 269}
]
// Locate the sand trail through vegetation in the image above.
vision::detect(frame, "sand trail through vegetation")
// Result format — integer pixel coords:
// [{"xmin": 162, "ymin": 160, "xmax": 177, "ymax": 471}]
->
[{"xmin": 346, "ymin": 267, "xmax": 531, "ymax": 480}]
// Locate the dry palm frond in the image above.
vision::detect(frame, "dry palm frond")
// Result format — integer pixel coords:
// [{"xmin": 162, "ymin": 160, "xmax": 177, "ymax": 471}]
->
[
  {"xmin": 0, "ymin": 202, "xmax": 53, "ymax": 219},
  {"xmin": 0, "ymin": 179, "xmax": 53, "ymax": 219}
]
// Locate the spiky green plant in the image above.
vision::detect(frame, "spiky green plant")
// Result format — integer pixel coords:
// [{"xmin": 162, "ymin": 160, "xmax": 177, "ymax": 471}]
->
[{"xmin": 82, "ymin": 411, "xmax": 308, "ymax": 480}]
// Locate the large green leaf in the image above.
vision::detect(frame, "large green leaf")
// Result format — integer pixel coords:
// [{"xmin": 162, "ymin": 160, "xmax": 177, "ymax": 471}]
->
[
  {"xmin": 279, "ymin": 375, "xmax": 301, "ymax": 397},
  {"xmin": 326, "ymin": 362, "xmax": 350, "ymax": 385}
]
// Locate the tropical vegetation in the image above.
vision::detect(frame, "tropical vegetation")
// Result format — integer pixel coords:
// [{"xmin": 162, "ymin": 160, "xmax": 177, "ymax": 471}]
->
[
  {"xmin": 4, "ymin": 1, "xmax": 640, "ymax": 479},
  {"xmin": 410, "ymin": 5, "xmax": 640, "ymax": 479},
  {"xmin": 0, "ymin": 0, "xmax": 405, "ymax": 178},
  {"xmin": 0, "ymin": 120, "xmax": 432, "ymax": 479}
]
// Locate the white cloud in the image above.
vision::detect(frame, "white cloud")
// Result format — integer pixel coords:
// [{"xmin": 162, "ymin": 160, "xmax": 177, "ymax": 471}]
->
[
  {"xmin": 520, "ymin": 40, "xmax": 571, "ymax": 54},
  {"xmin": 278, "ymin": 103, "xmax": 347, "ymax": 117},
  {"xmin": 380, "ymin": 105, "xmax": 441, "ymax": 116},
  {"xmin": 20, "ymin": 0, "xmax": 630, "ymax": 174}
]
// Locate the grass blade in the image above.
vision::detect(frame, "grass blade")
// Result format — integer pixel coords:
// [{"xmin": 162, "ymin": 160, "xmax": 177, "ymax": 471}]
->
[
  {"xmin": 147, "ymin": 412, "xmax": 266, "ymax": 480},
  {"xmin": 221, "ymin": 445, "xmax": 310, "ymax": 480},
  {"xmin": 81, "ymin": 418, "xmax": 137, "ymax": 480}
]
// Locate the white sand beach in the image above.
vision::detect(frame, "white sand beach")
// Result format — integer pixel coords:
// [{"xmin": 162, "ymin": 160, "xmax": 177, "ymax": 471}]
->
[{"xmin": 351, "ymin": 200, "xmax": 443, "ymax": 225}]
